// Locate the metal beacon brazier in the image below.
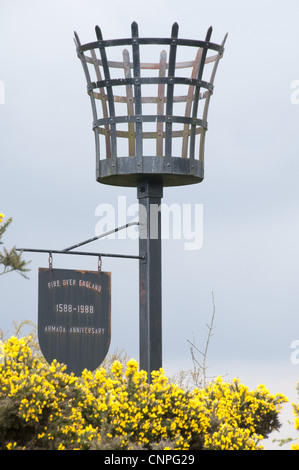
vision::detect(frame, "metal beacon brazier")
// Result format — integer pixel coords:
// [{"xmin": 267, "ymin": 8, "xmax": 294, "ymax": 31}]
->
[{"xmin": 74, "ymin": 22, "xmax": 227, "ymax": 379}]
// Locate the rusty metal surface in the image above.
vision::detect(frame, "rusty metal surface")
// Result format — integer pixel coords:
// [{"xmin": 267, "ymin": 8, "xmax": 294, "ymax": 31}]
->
[
  {"xmin": 38, "ymin": 268, "xmax": 111, "ymax": 376},
  {"xmin": 74, "ymin": 22, "xmax": 227, "ymax": 187}
]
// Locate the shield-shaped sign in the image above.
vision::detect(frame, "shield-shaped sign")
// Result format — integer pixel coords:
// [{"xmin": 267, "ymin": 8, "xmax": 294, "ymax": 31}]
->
[{"xmin": 38, "ymin": 267, "xmax": 111, "ymax": 375}]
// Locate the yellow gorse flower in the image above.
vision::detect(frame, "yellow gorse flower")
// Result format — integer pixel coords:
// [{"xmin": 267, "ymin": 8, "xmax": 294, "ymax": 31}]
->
[
  {"xmin": 0, "ymin": 213, "xmax": 4, "ymax": 223},
  {"xmin": 0, "ymin": 336, "xmax": 289, "ymax": 450}
]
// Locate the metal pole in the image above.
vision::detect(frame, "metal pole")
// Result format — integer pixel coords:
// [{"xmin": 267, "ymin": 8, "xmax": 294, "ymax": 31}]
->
[{"xmin": 137, "ymin": 180, "xmax": 163, "ymax": 382}]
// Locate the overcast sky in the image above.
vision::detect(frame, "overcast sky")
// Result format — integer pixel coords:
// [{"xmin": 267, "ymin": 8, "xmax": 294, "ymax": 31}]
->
[{"xmin": 1, "ymin": 0, "xmax": 299, "ymax": 449}]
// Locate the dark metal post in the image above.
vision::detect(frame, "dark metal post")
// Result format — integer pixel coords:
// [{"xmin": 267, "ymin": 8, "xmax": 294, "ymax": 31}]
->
[{"xmin": 137, "ymin": 180, "xmax": 163, "ymax": 380}]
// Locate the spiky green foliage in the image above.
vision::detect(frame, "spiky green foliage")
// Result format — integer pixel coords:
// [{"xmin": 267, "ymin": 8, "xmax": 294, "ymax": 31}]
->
[{"xmin": 0, "ymin": 217, "xmax": 30, "ymax": 278}]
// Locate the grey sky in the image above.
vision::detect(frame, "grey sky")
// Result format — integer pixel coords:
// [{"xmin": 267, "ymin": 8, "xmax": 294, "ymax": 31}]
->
[{"xmin": 1, "ymin": 0, "xmax": 299, "ymax": 448}]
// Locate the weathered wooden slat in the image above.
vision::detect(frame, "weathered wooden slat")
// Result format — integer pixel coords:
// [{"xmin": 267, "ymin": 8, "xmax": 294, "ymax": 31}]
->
[
  {"xmin": 199, "ymin": 33, "xmax": 228, "ymax": 162},
  {"xmin": 190, "ymin": 26, "xmax": 212, "ymax": 162},
  {"xmin": 156, "ymin": 50, "xmax": 167, "ymax": 156},
  {"xmin": 182, "ymin": 48, "xmax": 202, "ymax": 158},
  {"xmin": 123, "ymin": 49, "xmax": 135, "ymax": 156},
  {"xmin": 90, "ymin": 49, "xmax": 111, "ymax": 158}
]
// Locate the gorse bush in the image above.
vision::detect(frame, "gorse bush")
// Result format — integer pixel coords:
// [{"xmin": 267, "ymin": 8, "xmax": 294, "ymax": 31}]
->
[{"xmin": 0, "ymin": 336, "xmax": 287, "ymax": 450}]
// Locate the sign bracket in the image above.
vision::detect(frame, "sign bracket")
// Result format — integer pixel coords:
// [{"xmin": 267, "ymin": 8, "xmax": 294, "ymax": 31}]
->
[
  {"xmin": 17, "ymin": 221, "xmax": 143, "ymax": 261},
  {"xmin": 16, "ymin": 248, "xmax": 144, "ymax": 261},
  {"xmin": 63, "ymin": 221, "xmax": 139, "ymax": 252}
]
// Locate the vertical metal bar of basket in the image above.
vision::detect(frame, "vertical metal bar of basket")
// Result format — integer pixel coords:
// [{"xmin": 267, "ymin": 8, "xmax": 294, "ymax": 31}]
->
[
  {"xmin": 157, "ymin": 50, "xmax": 167, "ymax": 157},
  {"xmin": 74, "ymin": 32, "xmax": 101, "ymax": 165},
  {"xmin": 165, "ymin": 22, "xmax": 179, "ymax": 165}
]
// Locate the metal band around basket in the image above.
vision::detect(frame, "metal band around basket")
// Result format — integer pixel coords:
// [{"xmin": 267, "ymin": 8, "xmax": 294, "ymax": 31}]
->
[
  {"xmin": 76, "ymin": 38, "xmax": 224, "ymax": 55},
  {"xmin": 92, "ymin": 114, "xmax": 208, "ymax": 130},
  {"xmin": 87, "ymin": 77, "xmax": 214, "ymax": 93}
]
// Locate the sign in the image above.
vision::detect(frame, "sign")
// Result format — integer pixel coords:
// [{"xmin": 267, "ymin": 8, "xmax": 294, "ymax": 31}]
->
[{"xmin": 38, "ymin": 268, "xmax": 111, "ymax": 375}]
